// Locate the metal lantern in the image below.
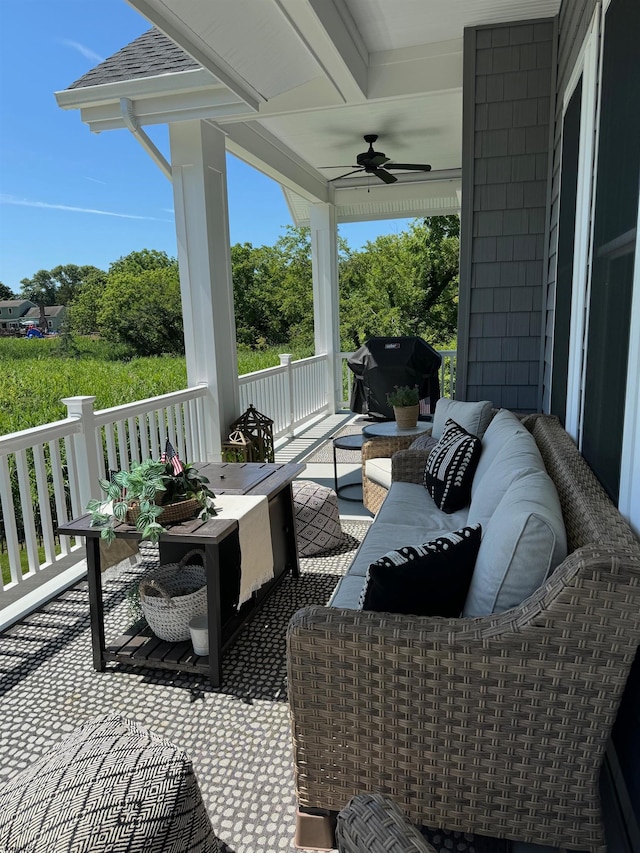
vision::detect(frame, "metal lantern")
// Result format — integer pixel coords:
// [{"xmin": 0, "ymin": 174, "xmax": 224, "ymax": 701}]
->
[
  {"xmin": 229, "ymin": 404, "xmax": 274, "ymax": 463},
  {"xmin": 221, "ymin": 428, "xmax": 255, "ymax": 463}
]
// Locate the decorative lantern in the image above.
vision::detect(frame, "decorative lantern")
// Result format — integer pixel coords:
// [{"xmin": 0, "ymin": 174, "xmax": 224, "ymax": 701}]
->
[
  {"xmin": 229, "ymin": 404, "xmax": 274, "ymax": 463},
  {"xmin": 221, "ymin": 429, "xmax": 255, "ymax": 463}
]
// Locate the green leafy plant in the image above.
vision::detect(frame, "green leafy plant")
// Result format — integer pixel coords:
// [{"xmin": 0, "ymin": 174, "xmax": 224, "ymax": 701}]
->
[
  {"xmin": 86, "ymin": 457, "xmax": 217, "ymax": 545},
  {"xmin": 386, "ymin": 385, "xmax": 420, "ymax": 407}
]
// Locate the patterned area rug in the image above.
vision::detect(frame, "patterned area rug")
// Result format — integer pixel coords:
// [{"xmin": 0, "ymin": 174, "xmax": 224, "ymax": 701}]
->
[
  {"xmin": 0, "ymin": 520, "xmax": 509, "ymax": 853},
  {"xmin": 302, "ymin": 423, "xmax": 367, "ymax": 464}
]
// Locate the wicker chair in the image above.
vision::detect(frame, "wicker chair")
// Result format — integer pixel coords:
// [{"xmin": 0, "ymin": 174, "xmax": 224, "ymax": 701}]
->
[
  {"xmin": 288, "ymin": 414, "xmax": 640, "ymax": 853},
  {"xmin": 361, "ymin": 434, "xmax": 419, "ymax": 514}
]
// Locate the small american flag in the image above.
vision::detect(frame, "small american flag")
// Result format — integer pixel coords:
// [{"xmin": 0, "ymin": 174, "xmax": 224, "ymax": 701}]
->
[{"xmin": 161, "ymin": 440, "xmax": 184, "ymax": 475}]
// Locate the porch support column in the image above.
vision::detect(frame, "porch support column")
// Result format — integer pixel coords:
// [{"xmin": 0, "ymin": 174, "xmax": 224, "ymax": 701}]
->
[
  {"xmin": 169, "ymin": 120, "xmax": 239, "ymax": 462},
  {"xmin": 310, "ymin": 203, "xmax": 340, "ymax": 413}
]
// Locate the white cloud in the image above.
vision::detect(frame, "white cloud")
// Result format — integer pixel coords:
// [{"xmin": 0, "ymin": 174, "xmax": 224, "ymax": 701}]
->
[
  {"xmin": 85, "ymin": 177, "xmax": 107, "ymax": 185},
  {"xmin": 60, "ymin": 39, "xmax": 105, "ymax": 64},
  {"xmin": 0, "ymin": 195, "xmax": 170, "ymax": 222}
]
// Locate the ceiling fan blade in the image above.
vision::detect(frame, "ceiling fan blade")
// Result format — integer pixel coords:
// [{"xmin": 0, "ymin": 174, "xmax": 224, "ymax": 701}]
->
[
  {"xmin": 328, "ymin": 168, "xmax": 365, "ymax": 182},
  {"xmin": 384, "ymin": 163, "xmax": 432, "ymax": 172},
  {"xmin": 372, "ymin": 167, "xmax": 397, "ymax": 184},
  {"xmin": 369, "ymin": 153, "xmax": 390, "ymax": 167}
]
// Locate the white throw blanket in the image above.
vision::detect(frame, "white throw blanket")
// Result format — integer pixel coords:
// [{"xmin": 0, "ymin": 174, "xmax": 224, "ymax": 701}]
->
[{"xmin": 212, "ymin": 494, "xmax": 274, "ymax": 606}]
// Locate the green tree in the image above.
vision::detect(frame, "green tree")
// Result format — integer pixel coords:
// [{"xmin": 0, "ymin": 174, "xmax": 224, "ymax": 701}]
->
[
  {"xmin": 19, "ymin": 270, "xmax": 58, "ymax": 307},
  {"xmin": 68, "ymin": 270, "xmax": 108, "ymax": 335},
  {"xmin": 109, "ymin": 249, "xmax": 177, "ymax": 275},
  {"xmin": 50, "ymin": 264, "xmax": 104, "ymax": 305},
  {"xmin": 97, "ymin": 266, "xmax": 184, "ymax": 356},
  {"xmin": 0, "ymin": 283, "xmax": 15, "ymax": 300},
  {"xmin": 339, "ymin": 216, "xmax": 459, "ymax": 349}
]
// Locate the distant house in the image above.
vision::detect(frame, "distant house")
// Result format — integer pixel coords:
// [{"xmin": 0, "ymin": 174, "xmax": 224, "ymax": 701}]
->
[
  {"xmin": 0, "ymin": 300, "xmax": 36, "ymax": 331},
  {"xmin": 22, "ymin": 305, "xmax": 68, "ymax": 333}
]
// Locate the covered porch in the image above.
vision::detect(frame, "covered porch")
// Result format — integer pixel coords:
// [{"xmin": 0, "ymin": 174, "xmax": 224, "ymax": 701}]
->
[{"xmin": 2, "ymin": 0, "xmax": 639, "ymax": 849}]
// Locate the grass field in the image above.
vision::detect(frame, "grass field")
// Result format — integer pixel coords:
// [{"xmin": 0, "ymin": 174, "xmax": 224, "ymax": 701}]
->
[{"xmin": 0, "ymin": 337, "xmax": 310, "ymax": 435}]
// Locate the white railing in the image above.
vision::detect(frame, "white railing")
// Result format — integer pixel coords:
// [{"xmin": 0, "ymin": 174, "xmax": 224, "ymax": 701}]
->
[
  {"xmin": 0, "ymin": 349, "xmax": 456, "ymax": 615},
  {"xmin": 239, "ymin": 353, "xmax": 329, "ymax": 438},
  {"xmin": 339, "ymin": 349, "xmax": 457, "ymax": 408},
  {"xmin": 0, "ymin": 386, "xmax": 208, "ymax": 602},
  {"xmin": 0, "ymin": 356, "xmax": 330, "ymax": 610}
]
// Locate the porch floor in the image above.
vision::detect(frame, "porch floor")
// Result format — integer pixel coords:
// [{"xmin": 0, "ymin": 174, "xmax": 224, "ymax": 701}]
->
[{"xmin": 0, "ymin": 413, "xmax": 558, "ymax": 853}]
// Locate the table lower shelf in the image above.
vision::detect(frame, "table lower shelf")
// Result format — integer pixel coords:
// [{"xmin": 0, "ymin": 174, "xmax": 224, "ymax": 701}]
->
[{"xmin": 105, "ymin": 620, "xmax": 211, "ymax": 677}]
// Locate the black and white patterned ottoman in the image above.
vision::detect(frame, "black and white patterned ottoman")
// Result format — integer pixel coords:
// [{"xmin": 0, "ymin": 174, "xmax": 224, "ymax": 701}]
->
[
  {"xmin": 0, "ymin": 715, "xmax": 219, "ymax": 853},
  {"xmin": 292, "ymin": 480, "xmax": 343, "ymax": 556}
]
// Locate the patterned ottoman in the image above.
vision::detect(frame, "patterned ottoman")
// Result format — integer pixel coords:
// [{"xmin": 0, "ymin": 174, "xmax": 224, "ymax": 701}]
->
[
  {"xmin": 292, "ymin": 480, "xmax": 343, "ymax": 556},
  {"xmin": 0, "ymin": 715, "xmax": 219, "ymax": 853}
]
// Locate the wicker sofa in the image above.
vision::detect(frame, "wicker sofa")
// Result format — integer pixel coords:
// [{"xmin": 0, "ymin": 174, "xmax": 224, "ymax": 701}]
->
[{"xmin": 287, "ymin": 412, "xmax": 640, "ymax": 852}]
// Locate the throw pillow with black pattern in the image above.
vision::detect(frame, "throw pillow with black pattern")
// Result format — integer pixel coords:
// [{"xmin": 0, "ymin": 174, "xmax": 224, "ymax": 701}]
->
[
  {"xmin": 424, "ymin": 418, "xmax": 482, "ymax": 513},
  {"xmin": 359, "ymin": 524, "xmax": 481, "ymax": 616}
]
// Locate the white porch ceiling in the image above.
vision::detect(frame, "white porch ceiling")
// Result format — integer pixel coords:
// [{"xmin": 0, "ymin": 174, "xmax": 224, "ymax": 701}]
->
[{"xmin": 74, "ymin": 0, "xmax": 561, "ymax": 221}]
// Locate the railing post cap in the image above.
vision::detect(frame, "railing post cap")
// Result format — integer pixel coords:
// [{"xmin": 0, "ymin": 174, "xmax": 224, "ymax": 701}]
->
[{"xmin": 279, "ymin": 353, "xmax": 292, "ymax": 365}]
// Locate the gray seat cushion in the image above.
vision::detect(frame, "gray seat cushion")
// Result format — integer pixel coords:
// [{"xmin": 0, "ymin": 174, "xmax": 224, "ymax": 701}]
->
[
  {"xmin": 463, "ymin": 470, "xmax": 568, "ymax": 616},
  {"xmin": 431, "ymin": 398, "xmax": 493, "ymax": 440},
  {"xmin": 0, "ymin": 715, "xmax": 219, "ymax": 853},
  {"xmin": 364, "ymin": 457, "xmax": 392, "ymax": 489}
]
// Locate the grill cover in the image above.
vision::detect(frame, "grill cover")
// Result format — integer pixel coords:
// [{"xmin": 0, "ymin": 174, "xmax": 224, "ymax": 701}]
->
[{"xmin": 348, "ymin": 336, "xmax": 442, "ymax": 420}]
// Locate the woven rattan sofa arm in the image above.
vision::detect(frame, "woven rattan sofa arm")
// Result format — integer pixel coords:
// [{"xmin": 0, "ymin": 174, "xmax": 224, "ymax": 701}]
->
[
  {"xmin": 361, "ymin": 435, "xmax": 416, "ymax": 464},
  {"xmin": 336, "ymin": 793, "xmax": 436, "ymax": 853},
  {"xmin": 287, "ymin": 543, "xmax": 640, "ymax": 852},
  {"xmin": 391, "ymin": 448, "xmax": 430, "ymax": 483}
]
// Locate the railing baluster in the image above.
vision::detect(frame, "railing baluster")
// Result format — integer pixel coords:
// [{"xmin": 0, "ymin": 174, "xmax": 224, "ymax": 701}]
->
[
  {"xmin": 105, "ymin": 424, "xmax": 118, "ymax": 474},
  {"xmin": 128, "ymin": 417, "xmax": 140, "ymax": 464},
  {"xmin": 49, "ymin": 439, "xmax": 71, "ymax": 557},
  {"xmin": 139, "ymin": 415, "xmax": 150, "ymax": 461},
  {"xmin": 0, "ymin": 453, "xmax": 22, "ymax": 587},
  {"xmin": 33, "ymin": 444, "xmax": 56, "ymax": 568},
  {"xmin": 16, "ymin": 450, "xmax": 39, "ymax": 577}
]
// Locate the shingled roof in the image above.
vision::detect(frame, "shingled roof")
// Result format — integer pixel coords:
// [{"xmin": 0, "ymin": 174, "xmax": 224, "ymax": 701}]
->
[{"xmin": 68, "ymin": 28, "xmax": 201, "ymax": 90}]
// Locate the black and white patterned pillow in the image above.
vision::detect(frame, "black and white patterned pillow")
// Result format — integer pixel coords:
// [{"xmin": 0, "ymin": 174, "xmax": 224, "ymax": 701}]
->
[
  {"xmin": 358, "ymin": 524, "xmax": 481, "ymax": 616},
  {"xmin": 424, "ymin": 418, "xmax": 482, "ymax": 513}
]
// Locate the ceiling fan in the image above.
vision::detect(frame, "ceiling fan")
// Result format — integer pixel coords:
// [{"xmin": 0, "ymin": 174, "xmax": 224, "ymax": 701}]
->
[{"xmin": 321, "ymin": 134, "xmax": 432, "ymax": 184}]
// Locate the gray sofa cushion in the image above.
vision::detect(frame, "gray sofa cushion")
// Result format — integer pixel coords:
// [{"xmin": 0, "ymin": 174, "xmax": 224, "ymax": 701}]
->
[
  {"xmin": 431, "ymin": 398, "xmax": 493, "ymax": 440},
  {"xmin": 471, "ymin": 409, "xmax": 530, "ymax": 497},
  {"xmin": 467, "ymin": 428, "xmax": 546, "ymax": 530},
  {"xmin": 463, "ymin": 470, "xmax": 568, "ymax": 616},
  {"xmin": 376, "ymin": 482, "xmax": 469, "ymax": 533}
]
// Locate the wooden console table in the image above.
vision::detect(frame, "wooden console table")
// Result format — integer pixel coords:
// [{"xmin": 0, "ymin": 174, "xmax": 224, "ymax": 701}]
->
[{"xmin": 58, "ymin": 461, "xmax": 304, "ymax": 688}]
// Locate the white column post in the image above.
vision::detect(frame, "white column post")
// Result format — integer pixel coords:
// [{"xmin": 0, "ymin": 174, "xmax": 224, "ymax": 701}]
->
[
  {"xmin": 310, "ymin": 203, "xmax": 340, "ymax": 414},
  {"xmin": 62, "ymin": 396, "xmax": 101, "ymax": 507},
  {"xmin": 169, "ymin": 120, "xmax": 239, "ymax": 462}
]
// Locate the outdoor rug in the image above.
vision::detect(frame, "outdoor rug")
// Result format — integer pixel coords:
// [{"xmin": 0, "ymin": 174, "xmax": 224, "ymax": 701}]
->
[
  {"xmin": 302, "ymin": 422, "xmax": 366, "ymax": 464},
  {"xmin": 0, "ymin": 519, "xmax": 508, "ymax": 853}
]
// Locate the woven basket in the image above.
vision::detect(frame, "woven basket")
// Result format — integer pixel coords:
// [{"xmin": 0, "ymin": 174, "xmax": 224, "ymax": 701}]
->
[
  {"xmin": 138, "ymin": 549, "xmax": 207, "ymax": 642},
  {"xmin": 126, "ymin": 496, "xmax": 201, "ymax": 527}
]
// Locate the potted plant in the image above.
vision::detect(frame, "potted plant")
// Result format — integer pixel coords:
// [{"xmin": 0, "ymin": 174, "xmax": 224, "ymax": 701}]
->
[
  {"xmin": 87, "ymin": 454, "xmax": 217, "ymax": 545},
  {"xmin": 386, "ymin": 385, "xmax": 421, "ymax": 429}
]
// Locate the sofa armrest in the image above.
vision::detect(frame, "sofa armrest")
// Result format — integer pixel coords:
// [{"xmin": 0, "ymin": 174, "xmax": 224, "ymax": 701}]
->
[
  {"xmin": 336, "ymin": 793, "xmax": 436, "ymax": 853},
  {"xmin": 287, "ymin": 543, "xmax": 640, "ymax": 852},
  {"xmin": 391, "ymin": 448, "xmax": 430, "ymax": 483},
  {"xmin": 361, "ymin": 435, "xmax": 416, "ymax": 465}
]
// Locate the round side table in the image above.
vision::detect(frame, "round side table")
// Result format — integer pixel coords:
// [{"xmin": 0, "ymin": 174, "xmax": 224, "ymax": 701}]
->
[{"xmin": 332, "ymin": 432, "xmax": 365, "ymax": 501}]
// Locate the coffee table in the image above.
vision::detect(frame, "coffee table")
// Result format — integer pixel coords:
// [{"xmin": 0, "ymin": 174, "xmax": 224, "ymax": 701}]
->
[
  {"xmin": 58, "ymin": 461, "xmax": 304, "ymax": 688},
  {"xmin": 362, "ymin": 419, "xmax": 432, "ymax": 439}
]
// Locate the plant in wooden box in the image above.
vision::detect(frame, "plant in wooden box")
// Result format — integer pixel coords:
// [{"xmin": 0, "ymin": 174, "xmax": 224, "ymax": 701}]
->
[
  {"xmin": 386, "ymin": 385, "xmax": 420, "ymax": 429},
  {"xmin": 87, "ymin": 441, "xmax": 217, "ymax": 545}
]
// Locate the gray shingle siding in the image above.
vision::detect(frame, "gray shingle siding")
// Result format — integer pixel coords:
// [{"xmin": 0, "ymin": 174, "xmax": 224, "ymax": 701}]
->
[{"xmin": 458, "ymin": 19, "xmax": 554, "ymax": 411}]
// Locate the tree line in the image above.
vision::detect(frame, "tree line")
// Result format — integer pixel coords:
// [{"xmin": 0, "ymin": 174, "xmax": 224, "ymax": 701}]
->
[{"xmin": 1, "ymin": 216, "xmax": 459, "ymax": 357}]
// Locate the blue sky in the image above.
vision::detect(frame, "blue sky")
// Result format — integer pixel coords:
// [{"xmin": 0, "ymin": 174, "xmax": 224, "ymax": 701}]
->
[{"xmin": 0, "ymin": 0, "xmax": 410, "ymax": 292}]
